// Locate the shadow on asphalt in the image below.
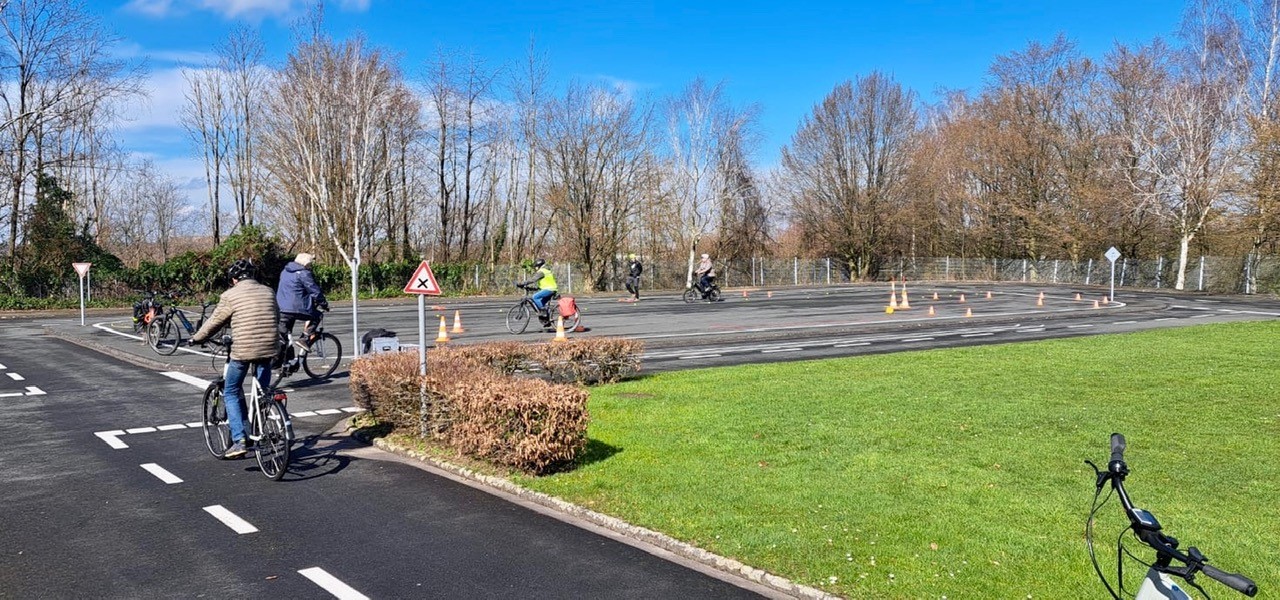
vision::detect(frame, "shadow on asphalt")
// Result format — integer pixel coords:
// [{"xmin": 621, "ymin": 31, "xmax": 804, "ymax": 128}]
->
[{"xmin": 244, "ymin": 431, "xmax": 363, "ymax": 482}]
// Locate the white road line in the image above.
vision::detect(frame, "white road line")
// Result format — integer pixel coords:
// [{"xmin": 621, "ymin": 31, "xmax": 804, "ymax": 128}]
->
[
  {"xmin": 203, "ymin": 505, "xmax": 258, "ymax": 534},
  {"xmin": 125, "ymin": 427, "xmax": 157, "ymax": 434},
  {"xmin": 901, "ymin": 337, "xmax": 935, "ymax": 342},
  {"xmin": 6, "ymin": 372, "xmax": 23, "ymax": 381},
  {"xmin": 157, "ymin": 424, "xmax": 187, "ymax": 431},
  {"xmin": 161, "ymin": 371, "xmax": 213, "ymax": 389},
  {"xmin": 95, "ymin": 431, "xmax": 128, "ymax": 449},
  {"xmin": 833, "ymin": 342, "xmax": 870, "ymax": 348},
  {"xmin": 25, "ymin": 386, "xmax": 45, "ymax": 396},
  {"xmin": 340, "ymin": 407, "xmax": 363, "ymax": 413},
  {"xmin": 761, "ymin": 348, "xmax": 803, "ymax": 354},
  {"xmin": 140, "ymin": 463, "xmax": 183, "ymax": 484},
  {"xmin": 677, "ymin": 354, "xmax": 723, "ymax": 360},
  {"xmin": 315, "ymin": 409, "xmax": 342, "ymax": 415},
  {"xmin": 961, "ymin": 333, "xmax": 994, "ymax": 338},
  {"xmin": 291, "ymin": 411, "xmax": 318, "ymax": 417},
  {"xmin": 185, "ymin": 421, "xmax": 203, "ymax": 428},
  {"xmin": 1066, "ymin": 324, "xmax": 1095, "ymax": 329},
  {"xmin": 1155, "ymin": 317, "xmax": 1176, "ymax": 322},
  {"xmin": 1191, "ymin": 314, "xmax": 1213, "ymax": 318},
  {"xmin": 1114, "ymin": 321, "xmax": 1138, "ymax": 325},
  {"xmin": 0, "ymin": 391, "xmax": 25, "ymax": 398},
  {"xmin": 0, "ymin": 362, "xmax": 5, "ymax": 369},
  {"xmin": 297, "ymin": 567, "xmax": 370, "ymax": 600}
]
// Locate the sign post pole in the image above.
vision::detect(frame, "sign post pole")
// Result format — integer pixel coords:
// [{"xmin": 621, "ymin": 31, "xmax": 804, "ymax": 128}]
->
[
  {"xmin": 403, "ymin": 260, "xmax": 443, "ymax": 437},
  {"xmin": 72, "ymin": 262, "xmax": 92, "ymax": 326},
  {"xmin": 1105, "ymin": 247, "xmax": 1121, "ymax": 302}
]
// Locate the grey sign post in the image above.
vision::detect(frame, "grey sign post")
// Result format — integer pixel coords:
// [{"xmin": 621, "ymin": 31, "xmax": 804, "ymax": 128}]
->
[{"xmin": 1105, "ymin": 247, "xmax": 1121, "ymax": 301}]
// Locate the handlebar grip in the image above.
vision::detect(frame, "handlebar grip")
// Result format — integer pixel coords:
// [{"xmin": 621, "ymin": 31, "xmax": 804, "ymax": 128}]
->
[
  {"xmin": 1109, "ymin": 433, "xmax": 1126, "ymax": 464},
  {"xmin": 1201, "ymin": 564, "xmax": 1257, "ymax": 597}
]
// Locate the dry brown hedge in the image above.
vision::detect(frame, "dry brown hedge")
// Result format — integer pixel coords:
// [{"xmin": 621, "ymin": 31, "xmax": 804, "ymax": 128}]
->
[{"xmin": 348, "ymin": 338, "xmax": 641, "ymax": 474}]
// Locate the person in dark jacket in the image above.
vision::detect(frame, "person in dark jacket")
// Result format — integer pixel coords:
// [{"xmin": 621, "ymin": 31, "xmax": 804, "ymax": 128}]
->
[
  {"xmin": 277, "ymin": 252, "xmax": 328, "ymax": 339},
  {"xmin": 624, "ymin": 253, "xmax": 643, "ymax": 301}
]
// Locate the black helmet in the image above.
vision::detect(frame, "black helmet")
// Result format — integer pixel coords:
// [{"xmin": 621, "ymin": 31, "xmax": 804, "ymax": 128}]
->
[
  {"xmin": 533, "ymin": 258, "xmax": 546, "ymax": 269},
  {"xmin": 227, "ymin": 258, "xmax": 256, "ymax": 281}
]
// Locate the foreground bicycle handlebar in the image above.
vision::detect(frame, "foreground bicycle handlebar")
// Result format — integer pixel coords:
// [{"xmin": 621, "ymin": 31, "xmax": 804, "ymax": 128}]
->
[{"xmin": 1087, "ymin": 433, "xmax": 1257, "ymax": 598}]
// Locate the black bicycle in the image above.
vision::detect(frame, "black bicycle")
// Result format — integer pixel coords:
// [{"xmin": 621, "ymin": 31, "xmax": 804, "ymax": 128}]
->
[
  {"xmin": 682, "ymin": 278, "xmax": 722, "ymax": 303},
  {"xmin": 132, "ymin": 290, "xmax": 164, "ymax": 340},
  {"xmin": 199, "ymin": 336, "xmax": 291, "ymax": 481},
  {"xmin": 149, "ymin": 292, "xmax": 217, "ymax": 356},
  {"xmin": 1086, "ymin": 433, "xmax": 1257, "ymax": 599},
  {"xmin": 506, "ymin": 284, "xmax": 580, "ymax": 334},
  {"xmin": 271, "ymin": 312, "xmax": 342, "ymax": 387}
]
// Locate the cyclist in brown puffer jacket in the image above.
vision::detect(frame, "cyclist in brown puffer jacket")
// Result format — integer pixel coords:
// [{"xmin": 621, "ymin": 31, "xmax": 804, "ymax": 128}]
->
[{"xmin": 190, "ymin": 259, "xmax": 281, "ymax": 458}]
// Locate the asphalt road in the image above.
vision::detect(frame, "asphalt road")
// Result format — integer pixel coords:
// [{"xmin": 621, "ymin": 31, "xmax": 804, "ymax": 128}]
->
[{"xmin": 7, "ymin": 281, "xmax": 1280, "ymax": 598}]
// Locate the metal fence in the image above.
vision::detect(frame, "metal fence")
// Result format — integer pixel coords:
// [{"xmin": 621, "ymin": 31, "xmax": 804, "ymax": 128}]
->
[{"xmin": 456, "ymin": 256, "xmax": 1279, "ymax": 296}]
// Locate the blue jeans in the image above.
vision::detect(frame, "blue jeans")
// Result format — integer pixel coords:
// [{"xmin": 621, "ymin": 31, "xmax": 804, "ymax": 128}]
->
[
  {"xmin": 225, "ymin": 359, "xmax": 271, "ymax": 445},
  {"xmin": 532, "ymin": 289, "xmax": 556, "ymax": 312}
]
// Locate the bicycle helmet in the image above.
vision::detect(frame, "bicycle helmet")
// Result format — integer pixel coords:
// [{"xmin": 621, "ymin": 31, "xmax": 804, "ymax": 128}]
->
[
  {"xmin": 227, "ymin": 258, "xmax": 256, "ymax": 281},
  {"xmin": 533, "ymin": 258, "xmax": 546, "ymax": 269}
]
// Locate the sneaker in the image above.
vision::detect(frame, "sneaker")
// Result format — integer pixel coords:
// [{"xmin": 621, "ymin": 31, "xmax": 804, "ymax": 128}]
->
[{"xmin": 223, "ymin": 441, "xmax": 248, "ymax": 459}]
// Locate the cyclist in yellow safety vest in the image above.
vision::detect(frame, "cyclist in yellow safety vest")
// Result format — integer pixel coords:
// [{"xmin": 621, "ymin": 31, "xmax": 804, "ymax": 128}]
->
[{"xmin": 520, "ymin": 258, "xmax": 558, "ymax": 329}]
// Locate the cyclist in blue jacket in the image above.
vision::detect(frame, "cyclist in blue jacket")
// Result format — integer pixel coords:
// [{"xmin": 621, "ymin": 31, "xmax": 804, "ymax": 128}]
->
[{"xmin": 277, "ymin": 252, "xmax": 328, "ymax": 339}]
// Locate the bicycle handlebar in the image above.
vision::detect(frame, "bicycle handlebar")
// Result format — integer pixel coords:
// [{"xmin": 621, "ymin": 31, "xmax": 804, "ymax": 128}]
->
[{"xmin": 1095, "ymin": 433, "xmax": 1257, "ymax": 597}]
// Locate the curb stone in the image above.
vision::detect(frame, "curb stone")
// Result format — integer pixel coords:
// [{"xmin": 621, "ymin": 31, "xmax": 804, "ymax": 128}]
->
[{"xmin": 370, "ymin": 435, "xmax": 839, "ymax": 600}]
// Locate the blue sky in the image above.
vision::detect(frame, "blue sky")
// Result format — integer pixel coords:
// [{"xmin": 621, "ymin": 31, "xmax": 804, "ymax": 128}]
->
[{"xmin": 103, "ymin": 0, "xmax": 1186, "ymax": 185}]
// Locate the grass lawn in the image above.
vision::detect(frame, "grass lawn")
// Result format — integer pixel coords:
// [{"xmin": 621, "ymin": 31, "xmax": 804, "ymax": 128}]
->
[{"xmin": 514, "ymin": 321, "xmax": 1280, "ymax": 598}]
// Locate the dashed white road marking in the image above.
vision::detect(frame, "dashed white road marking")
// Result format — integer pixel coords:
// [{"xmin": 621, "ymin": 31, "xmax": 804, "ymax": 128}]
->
[
  {"xmin": 901, "ymin": 337, "xmax": 935, "ymax": 343},
  {"xmin": 761, "ymin": 348, "xmax": 802, "ymax": 354},
  {"xmin": 340, "ymin": 407, "xmax": 363, "ymax": 413},
  {"xmin": 160, "ymin": 371, "xmax": 213, "ymax": 388},
  {"xmin": 297, "ymin": 567, "xmax": 370, "ymax": 600},
  {"xmin": 315, "ymin": 408, "xmax": 343, "ymax": 415},
  {"xmin": 6, "ymin": 372, "xmax": 23, "ymax": 381},
  {"xmin": 677, "ymin": 354, "xmax": 723, "ymax": 360},
  {"xmin": 95, "ymin": 431, "xmax": 128, "ymax": 449},
  {"xmin": 1066, "ymin": 324, "xmax": 1095, "ymax": 329},
  {"xmin": 157, "ymin": 424, "xmax": 187, "ymax": 431},
  {"xmin": 203, "ymin": 505, "xmax": 258, "ymax": 534},
  {"xmin": 140, "ymin": 463, "xmax": 183, "ymax": 484},
  {"xmin": 1155, "ymin": 317, "xmax": 1176, "ymax": 322},
  {"xmin": 961, "ymin": 333, "xmax": 993, "ymax": 338},
  {"xmin": 0, "ymin": 362, "xmax": 5, "ymax": 369},
  {"xmin": 1114, "ymin": 321, "xmax": 1138, "ymax": 325},
  {"xmin": 291, "ymin": 411, "xmax": 317, "ymax": 418},
  {"xmin": 23, "ymin": 386, "xmax": 45, "ymax": 396},
  {"xmin": 125, "ymin": 427, "xmax": 157, "ymax": 434},
  {"xmin": 833, "ymin": 342, "xmax": 870, "ymax": 348}
]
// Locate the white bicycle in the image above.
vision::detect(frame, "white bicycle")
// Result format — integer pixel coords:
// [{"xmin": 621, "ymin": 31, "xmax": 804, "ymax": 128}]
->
[
  {"xmin": 199, "ymin": 337, "xmax": 292, "ymax": 481},
  {"xmin": 1086, "ymin": 433, "xmax": 1257, "ymax": 599}
]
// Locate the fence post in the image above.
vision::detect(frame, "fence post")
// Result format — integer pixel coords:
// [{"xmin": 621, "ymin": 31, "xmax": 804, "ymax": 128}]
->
[
  {"xmin": 1156, "ymin": 256, "xmax": 1163, "ymax": 288},
  {"xmin": 1022, "ymin": 259, "xmax": 1028, "ymax": 282},
  {"xmin": 1120, "ymin": 259, "xmax": 1128, "ymax": 287},
  {"xmin": 1052, "ymin": 260, "xmax": 1059, "ymax": 283},
  {"xmin": 751, "ymin": 257, "xmax": 756, "ymax": 286},
  {"xmin": 793, "ymin": 257, "xmax": 798, "ymax": 286},
  {"xmin": 1244, "ymin": 253, "xmax": 1253, "ymax": 294},
  {"xmin": 826, "ymin": 257, "xmax": 831, "ymax": 285},
  {"xmin": 1086, "ymin": 259, "xmax": 1093, "ymax": 285},
  {"xmin": 945, "ymin": 256, "xmax": 950, "ymax": 280},
  {"xmin": 474, "ymin": 264, "xmax": 480, "ymax": 290},
  {"xmin": 567, "ymin": 263, "xmax": 573, "ymax": 295},
  {"xmin": 1198, "ymin": 256, "xmax": 1205, "ymax": 291}
]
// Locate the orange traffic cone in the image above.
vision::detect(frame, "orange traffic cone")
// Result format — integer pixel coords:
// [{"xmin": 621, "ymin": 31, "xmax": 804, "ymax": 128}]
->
[
  {"xmin": 1103, "ymin": 296, "xmax": 1110, "ymax": 304},
  {"xmin": 1093, "ymin": 300, "xmax": 1100, "ymax": 309},
  {"xmin": 1074, "ymin": 292, "xmax": 1082, "ymax": 301},
  {"xmin": 1036, "ymin": 292, "xmax": 1044, "ymax": 307},
  {"xmin": 928, "ymin": 305, "xmax": 936, "ymax": 316},
  {"xmin": 985, "ymin": 291, "xmax": 992, "ymax": 299},
  {"xmin": 451, "ymin": 310, "xmax": 465, "ymax": 333},
  {"xmin": 742, "ymin": 289, "xmax": 749, "ymax": 299},
  {"xmin": 965, "ymin": 307, "xmax": 973, "ymax": 318},
  {"xmin": 932, "ymin": 291, "xmax": 939, "ymax": 300},
  {"xmin": 900, "ymin": 291, "xmax": 911, "ymax": 309},
  {"xmin": 889, "ymin": 291, "xmax": 899, "ymax": 309},
  {"xmin": 767, "ymin": 290, "xmax": 773, "ymax": 298},
  {"xmin": 435, "ymin": 315, "xmax": 449, "ymax": 343},
  {"xmin": 552, "ymin": 316, "xmax": 568, "ymax": 342},
  {"xmin": 959, "ymin": 293, "xmax": 966, "ymax": 303}
]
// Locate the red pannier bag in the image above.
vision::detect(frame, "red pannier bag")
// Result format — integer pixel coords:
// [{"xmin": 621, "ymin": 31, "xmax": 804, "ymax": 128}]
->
[{"xmin": 557, "ymin": 296, "xmax": 578, "ymax": 317}]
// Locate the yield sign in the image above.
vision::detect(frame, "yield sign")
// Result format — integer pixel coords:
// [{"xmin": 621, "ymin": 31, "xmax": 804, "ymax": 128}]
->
[
  {"xmin": 72, "ymin": 262, "xmax": 91, "ymax": 278},
  {"xmin": 403, "ymin": 260, "xmax": 442, "ymax": 295}
]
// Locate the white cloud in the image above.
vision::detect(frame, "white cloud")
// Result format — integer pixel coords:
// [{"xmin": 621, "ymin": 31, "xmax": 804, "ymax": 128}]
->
[
  {"xmin": 112, "ymin": 41, "xmax": 216, "ymax": 66},
  {"xmin": 122, "ymin": 0, "xmax": 371, "ymax": 20},
  {"xmin": 116, "ymin": 66, "xmax": 193, "ymax": 132}
]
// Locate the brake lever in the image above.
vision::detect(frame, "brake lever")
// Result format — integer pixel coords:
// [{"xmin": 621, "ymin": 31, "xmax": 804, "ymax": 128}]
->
[{"xmin": 1085, "ymin": 460, "xmax": 1109, "ymax": 490}]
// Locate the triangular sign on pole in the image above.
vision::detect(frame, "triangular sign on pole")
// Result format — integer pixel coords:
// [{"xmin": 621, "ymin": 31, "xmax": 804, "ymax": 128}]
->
[
  {"xmin": 403, "ymin": 260, "xmax": 442, "ymax": 296},
  {"xmin": 72, "ymin": 262, "xmax": 91, "ymax": 278}
]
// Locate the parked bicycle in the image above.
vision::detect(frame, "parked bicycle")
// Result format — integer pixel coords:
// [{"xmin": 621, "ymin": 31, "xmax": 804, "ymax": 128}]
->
[
  {"xmin": 506, "ymin": 283, "xmax": 580, "ymax": 334},
  {"xmin": 271, "ymin": 313, "xmax": 342, "ymax": 387},
  {"xmin": 682, "ymin": 279, "xmax": 722, "ymax": 303},
  {"xmin": 148, "ymin": 292, "xmax": 218, "ymax": 356},
  {"xmin": 132, "ymin": 290, "xmax": 164, "ymax": 339},
  {"xmin": 199, "ymin": 336, "xmax": 291, "ymax": 481},
  {"xmin": 1086, "ymin": 433, "xmax": 1257, "ymax": 599}
]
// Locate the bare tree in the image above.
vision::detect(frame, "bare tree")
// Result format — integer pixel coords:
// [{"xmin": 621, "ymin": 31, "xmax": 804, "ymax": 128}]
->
[
  {"xmin": 780, "ymin": 72, "xmax": 918, "ymax": 279},
  {"xmin": 181, "ymin": 67, "xmax": 229, "ymax": 246},
  {"xmin": 218, "ymin": 25, "xmax": 266, "ymax": 229}
]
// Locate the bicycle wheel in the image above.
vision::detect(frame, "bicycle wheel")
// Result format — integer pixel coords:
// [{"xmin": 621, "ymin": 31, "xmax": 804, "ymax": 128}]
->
[
  {"xmin": 506, "ymin": 302, "xmax": 532, "ymax": 334},
  {"xmin": 202, "ymin": 382, "xmax": 232, "ymax": 458},
  {"xmin": 153, "ymin": 316, "xmax": 183, "ymax": 355},
  {"xmin": 562, "ymin": 308, "xmax": 581, "ymax": 332},
  {"xmin": 682, "ymin": 288, "xmax": 698, "ymax": 303},
  {"xmin": 302, "ymin": 333, "xmax": 342, "ymax": 380},
  {"xmin": 707, "ymin": 287, "xmax": 722, "ymax": 303},
  {"xmin": 254, "ymin": 399, "xmax": 290, "ymax": 480}
]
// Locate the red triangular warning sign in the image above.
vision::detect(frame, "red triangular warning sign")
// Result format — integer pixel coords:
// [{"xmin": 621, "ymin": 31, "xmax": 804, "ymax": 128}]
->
[{"xmin": 403, "ymin": 260, "xmax": 442, "ymax": 295}]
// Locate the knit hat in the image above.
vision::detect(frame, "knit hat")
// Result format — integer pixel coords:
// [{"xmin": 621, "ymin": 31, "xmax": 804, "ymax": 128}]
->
[{"xmin": 296, "ymin": 253, "xmax": 314, "ymax": 266}]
